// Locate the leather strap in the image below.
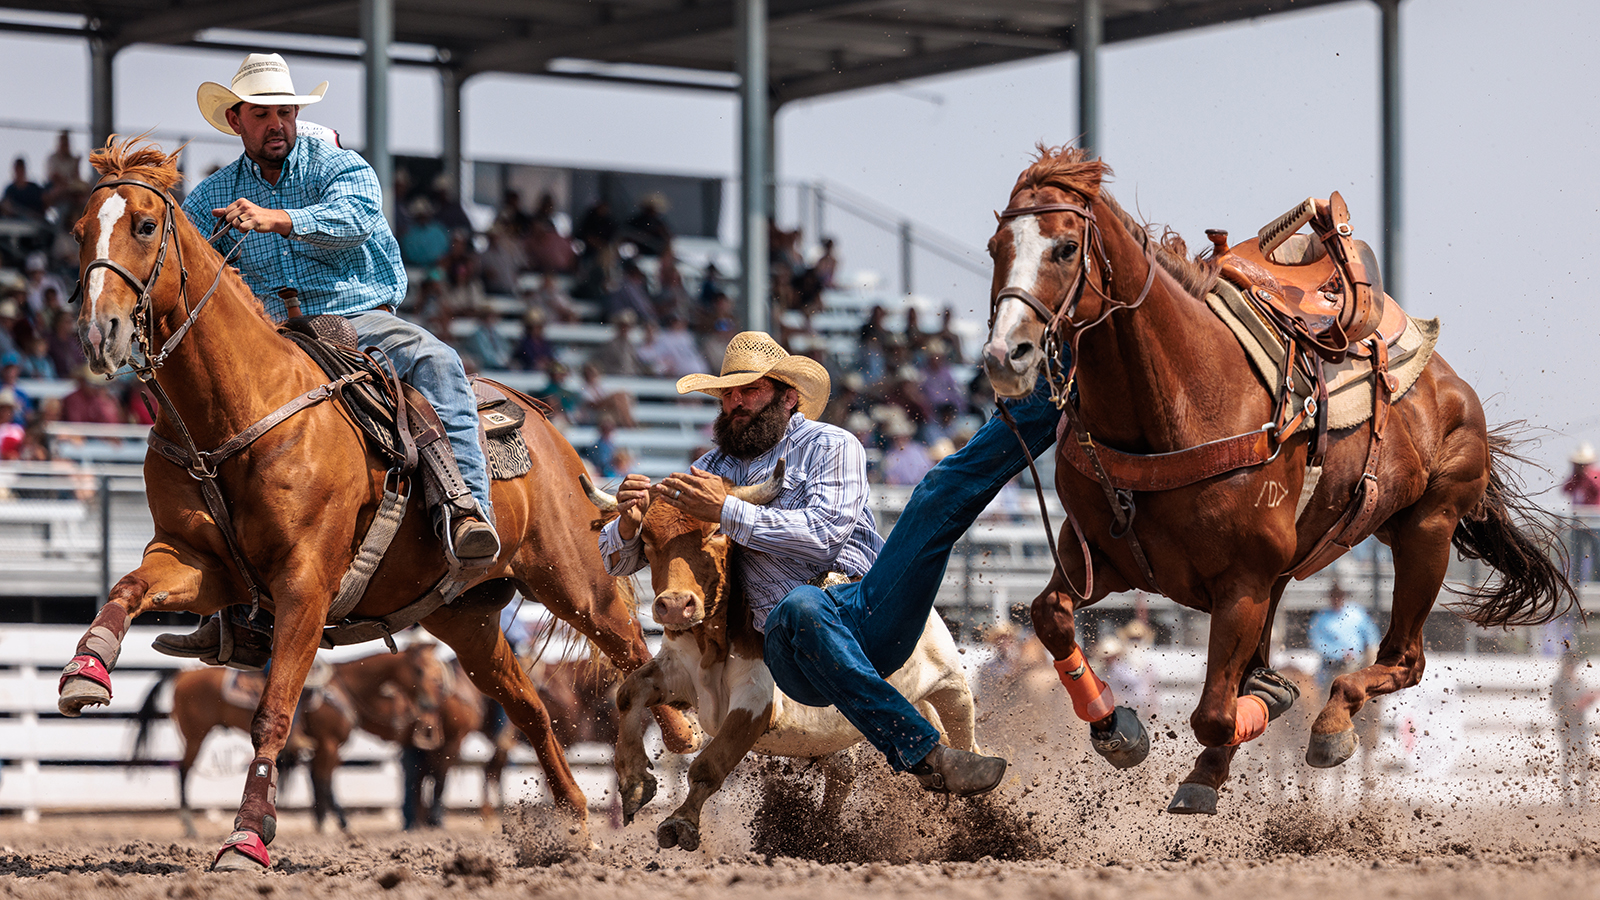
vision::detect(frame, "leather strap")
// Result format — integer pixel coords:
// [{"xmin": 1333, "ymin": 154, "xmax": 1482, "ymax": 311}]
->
[{"xmin": 1058, "ymin": 420, "xmax": 1276, "ymax": 492}]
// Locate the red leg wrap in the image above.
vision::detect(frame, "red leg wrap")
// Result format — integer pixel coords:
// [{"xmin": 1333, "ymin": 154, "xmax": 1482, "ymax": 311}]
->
[
  {"xmin": 235, "ymin": 757, "xmax": 279, "ymax": 844},
  {"xmin": 216, "ymin": 830, "xmax": 271, "ymax": 869},
  {"xmin": 1228, "ymin": 694, "xmax": 1270, "ymax": 746},
  {"xmin": 77, "ymin": 603, "xmax": 129, "ymax": 670},
  {"xmin": 1054, "ymin": 647, "xmax": 1116, "ymax": 722},
  {"xmin": 59, "ymin": 655, "xmax": 112, "ymax": 698}
]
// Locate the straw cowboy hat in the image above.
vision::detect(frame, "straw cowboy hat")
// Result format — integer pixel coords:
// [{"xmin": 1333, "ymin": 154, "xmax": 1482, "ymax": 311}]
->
[
  {"xmin": 197, "ymin": 52, "xmax": 328, "ymax": 136},
  {"xmin": 1574, "ymin": 442, "xmax": 1597, "ymax": 466},
  {"xmin": 677, "ymin": 331, "xmax": 830, "ymax": 420}
]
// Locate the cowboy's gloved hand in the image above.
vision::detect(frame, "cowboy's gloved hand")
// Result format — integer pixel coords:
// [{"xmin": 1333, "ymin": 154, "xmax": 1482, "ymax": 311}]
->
[
  {"xmin": 213, "ymin": 198, "xmax": 292, "ymax": 236},
  {"xmin": 615, "ymin": 473, "xmax": 653, "ymax": 541},
  {"xmin": 655, "ymin": 467, "xmax": 727, "ymax": 523}
]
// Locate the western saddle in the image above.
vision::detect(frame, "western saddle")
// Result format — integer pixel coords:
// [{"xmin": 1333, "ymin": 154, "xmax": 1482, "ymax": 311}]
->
[{"xmin": 1207, "ymin": 191, "xmax": 1386, "ymax": 364}]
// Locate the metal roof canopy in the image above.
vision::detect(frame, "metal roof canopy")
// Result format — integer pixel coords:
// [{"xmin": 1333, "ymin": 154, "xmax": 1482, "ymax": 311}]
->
[{"xmin": 0, "ymin": 0, "xmax": 1400, "ymax": 331}]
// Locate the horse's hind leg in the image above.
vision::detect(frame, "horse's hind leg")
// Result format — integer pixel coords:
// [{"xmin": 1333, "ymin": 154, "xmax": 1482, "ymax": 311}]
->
[{"xmin": 423, "ymin": 603, "xmax": 592, "ymax": 847}]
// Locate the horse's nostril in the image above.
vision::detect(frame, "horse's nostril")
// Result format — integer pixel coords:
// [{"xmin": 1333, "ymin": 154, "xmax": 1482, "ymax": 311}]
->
[{"xmin": 1011, "ymin": 343, "xmax": 1033, "ymax": 361}]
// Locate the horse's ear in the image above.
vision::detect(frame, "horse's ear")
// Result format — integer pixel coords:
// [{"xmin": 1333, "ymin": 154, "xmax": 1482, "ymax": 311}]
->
[{"xmin": 71, "ymin": 218, "xmax": 85, "ymax": 245}]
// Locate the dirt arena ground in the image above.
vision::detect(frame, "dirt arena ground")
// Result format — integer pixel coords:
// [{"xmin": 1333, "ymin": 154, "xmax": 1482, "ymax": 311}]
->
[{"xmin": 5, "ymin": 695, "xmax": 1600, "ymax": 900}]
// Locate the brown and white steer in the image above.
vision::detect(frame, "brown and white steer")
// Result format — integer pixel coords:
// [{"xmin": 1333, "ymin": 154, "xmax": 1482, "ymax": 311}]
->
[{"xmin": 584, "ymin": 463, "xmax": 980, "ymax": 852}]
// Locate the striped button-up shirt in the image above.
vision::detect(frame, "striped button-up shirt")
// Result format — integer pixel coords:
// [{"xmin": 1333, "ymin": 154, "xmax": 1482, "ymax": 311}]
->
[
  {"xmin": 181, "ymin": 135, "xmax": 406, "ymax": 321},
  {"xmin": 600, "ymin": 413, "xmax": 883, "ymax": 632}
]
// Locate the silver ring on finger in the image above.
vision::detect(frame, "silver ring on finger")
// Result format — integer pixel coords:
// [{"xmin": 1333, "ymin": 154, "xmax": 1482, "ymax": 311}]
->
[{"xmin": 674, "ymin": 489, "xmax": 681, "ymax": 500}]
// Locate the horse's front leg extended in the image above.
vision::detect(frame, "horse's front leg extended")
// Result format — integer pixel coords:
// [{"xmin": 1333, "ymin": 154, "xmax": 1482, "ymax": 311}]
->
[
  {"xmin": 215, "ymin": 573, "xmax": 330, "ymax": 871},
  {"xmin": 59, "ymin": 539, "xmax": 230, "ymax": 716},
  {"xmin": 1030, "ymin": 564, "xmax": 1149, "ymax": 770}
]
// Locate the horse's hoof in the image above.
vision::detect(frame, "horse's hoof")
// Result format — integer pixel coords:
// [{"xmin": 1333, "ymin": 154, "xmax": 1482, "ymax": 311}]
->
[
  {"xmin": 1306, "ymin": 728, "xmax": 1358, "ymax": 768},
  {"xmin": 657, "ymin": 816, "xmax": 700, "ymax": 852},
  {"xmin": 211, "ymin": 849, "xmax": 269, "ymax": 872},
  {"xmin": 1167, "ymin": 783, "xmax": 1219, "ymax": 815},
  {"xmin": 57, "ymin": 675, "xmax": 110, "ymax": 717},
  {"xmin": 1243, "ymin": 667, "xmax": 1300, "ymax": 721},
  {"xmin": 1090, "ymin": 706, "xmax": 1150, "ymax": 769},
  {"xmin": 620, "ymin": 774, "xmax": 657, "ymax": 825}
]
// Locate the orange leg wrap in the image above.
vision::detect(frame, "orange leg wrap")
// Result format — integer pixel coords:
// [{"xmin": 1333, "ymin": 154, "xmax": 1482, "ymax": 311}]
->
[
  {"xmin": 1054, "ymin": 647, "xmax": 1116, "ymax": 722},
  {"xmin": 1228, "ymin": 694, "xmax": 1269, "ymax": 746}
]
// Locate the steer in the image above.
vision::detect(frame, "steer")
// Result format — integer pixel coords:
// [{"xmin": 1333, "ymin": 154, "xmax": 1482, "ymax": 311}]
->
[{"xmin": 583, "ymin": 462, "xmax": 980, "ymax": 852}]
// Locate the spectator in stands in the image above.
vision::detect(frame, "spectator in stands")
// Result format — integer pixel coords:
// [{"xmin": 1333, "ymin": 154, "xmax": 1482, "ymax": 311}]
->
[
  {"xmin": 1564, "ymin": 443, "xmax": 1600, "ymax": 507},
  {"xmin": 18, "ymin": 334, "xmax": 54, "ymax": 380},
  {"xmin": 43, "ymin": 130, "xmax": 84, "ymax": 207},
  {"xmin": 479, "ymin": 226, "xmax": 527, "ymax": 296},
  {"xmin": 0, "ymin": 158, "xmax": 44, "ymax": 220},
  {"xmin": 46, "ymin": 309, "xmax": 86, "ymax": 379},
  {"xmin": 0, "ymin": 353, "xmax": 30, "ymax": 418},
  {"xmin": 589, "ymin": 311, "xmax": 646, "ymax": 377},
  {"xmin": 576, "ymin": 198, "xmax": 617, "ymax": 261},
  {"xmin": 637, "ymin": 314, "xmax": 709, "ymax": 379},
  {"xmin": 399, "ymin": 196, "xmax": 450, "ymax": 270},
  {"xmin": 812, "ymin": 238, "xmax": 839, "ymax": 290},
  {"xmin": 857, "ymin": 306, "xmax": 889, "ymax": 384},
  {"xmin": 440, "ymin": 232, "xmax": 486, "ymax": 311},
  {"xmin": 698, "ymin": 261, "xmax": 725, "ymax": 306},
  {"xmin": 622, "ymin": 193, "xmax": 672, "ymax": 257},
  {"xmin": 528, "ymin": 271, "xmax": 580, "ymax": 324},
  {"xmin": 578, "ymin": 361, "xmax": 637, "ymax": 428},
  {"xmin": 495, "ymin": 188, "xmax": 533, "ymax": 239},
  {"xmin": 582, "ymin": 414, "xmax": 625, "ymax": 478},
  {"xmin": 460, "ymin": 307, "xmax": 513, "ymax": 372},
  {"xmin": 428, "ymin": 173, "xmax": 472, "ymax": 235},
  {"xmin": 0, "ymin": 387, "xmax": 19, "ymax": 430},
  {"xmin": 1308, "ymin": 580, "xmax": 1379, "ymax": 696},
  {"xmin": 538, "ymin": 360, "xmax": 581, "ymax": 425},
  {"xmin": 61, "ymin": 365, "xmax": 124, "ymax": 425},
  {"xmin": 933, "ymin": 306, "xmax": 965, "ymax": 363},
  {"xmin": 884, "ymin": 365, "xmax": 934, "ymax": 427},
  {"xmin": 605, "ymin": 261, "xmax": 657, "ymax": 326},
  {"xmin": 881, "ymin": 414, "xmax": 934, "ymax": 486},
  {"xmin": 1563, "ymin": 443, "xmax": 1600, "ymax": 583},
  {"xmin": 0, "ymin": 304, "xmax": 21, "ymax": 369},
  {"xmin": 920, "ymin": 342, "xmax": 967, "ymax": 417},
  {"xmin": 510, "ymin": 308, "xmax": 554, "ymax": 372},
  {"xmin": 903, "ymin": 307, "xmax": 932, "ymax": 358},
  {"xmin": 0, "ymin": 389, "xmax": 22, "ymax": 458},
  {"xmin": 653, "ymin": 245, "xmax": 692, "ymax": 322},
  {"xmin": 23, "ymin": 252, "xmax": 66, "ymax": 318},
  {"xmin": 821, "ymin": 373, "xmax": 867, "ymax": 427}
]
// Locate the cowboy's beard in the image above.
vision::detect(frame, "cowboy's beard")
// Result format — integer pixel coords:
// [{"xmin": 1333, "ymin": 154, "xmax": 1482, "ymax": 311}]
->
[{"xmin": 714, "ymin": 393, "xmax": 793, "ymax": 459}]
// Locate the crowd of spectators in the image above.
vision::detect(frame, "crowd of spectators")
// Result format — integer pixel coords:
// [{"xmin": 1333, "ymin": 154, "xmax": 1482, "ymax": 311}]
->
[{"xmin": 0, "ymin": 134, "xmax": 983, "ymax": 479}]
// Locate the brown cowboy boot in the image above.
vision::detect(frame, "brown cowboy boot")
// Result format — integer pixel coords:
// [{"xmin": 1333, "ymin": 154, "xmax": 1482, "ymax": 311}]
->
[
  {"xmin": 153, "ymin": 611, "xmax": 273, "ymax": 670},
  {"xmin": 451, "ymin": 512, "xmax": 500, "ymax": 561},
  {"xmin": 909, "ymin": 744, "xmax": 1008, "ymax": 797}
]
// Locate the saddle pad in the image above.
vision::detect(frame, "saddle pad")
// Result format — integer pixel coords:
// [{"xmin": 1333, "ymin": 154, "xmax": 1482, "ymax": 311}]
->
[
  {"xmin": 221, "ymin": 669, "xmax": 266, "ymax": 710},
  {"xmin": 1206, "ymin": 279, "xmax": 1440, "ymax": 432}
]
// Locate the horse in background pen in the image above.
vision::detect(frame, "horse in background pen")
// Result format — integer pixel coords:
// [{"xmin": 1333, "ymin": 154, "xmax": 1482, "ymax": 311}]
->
[
  {"xmin": 60, "ymin": 138, "xmax": 696, "ymax": 870},
  {"xmin": 980, "ymin": 145, "xmax": 1574, "ymax": 815},
  {"xmin": 133, "ymin": 643, "xmax": 450, "ymax": 836}
]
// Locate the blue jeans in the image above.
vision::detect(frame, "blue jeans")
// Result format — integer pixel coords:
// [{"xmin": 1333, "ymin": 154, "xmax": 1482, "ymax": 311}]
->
[
  {"xmin": 346, "ymin": 310, "xmax": 492, "ymax": 516},
  {"xmin": 764, "ymin": 375, "xmax": 1062, "ymax": 770}
]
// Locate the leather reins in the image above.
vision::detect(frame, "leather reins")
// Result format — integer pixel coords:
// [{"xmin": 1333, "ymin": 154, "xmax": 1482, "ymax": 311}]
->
[{"xmin": 989, "ymin": 196, "xmax": 1162, "ymax": 600}]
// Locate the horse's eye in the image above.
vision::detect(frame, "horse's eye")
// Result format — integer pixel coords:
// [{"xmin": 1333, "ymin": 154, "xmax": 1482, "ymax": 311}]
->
[
  {"xmin": 138, "ymin": 220, "xmax": 157, "ymax": 237},
  {"xmin": 1054, "ymin": 240, "xmax": 1079, "ymax": 262}
]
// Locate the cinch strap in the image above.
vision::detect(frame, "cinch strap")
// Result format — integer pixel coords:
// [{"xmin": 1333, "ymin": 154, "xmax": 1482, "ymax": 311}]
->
[{"xmin": 1053, "ymin": 646, "xmax": 1115, "ymax": 722}]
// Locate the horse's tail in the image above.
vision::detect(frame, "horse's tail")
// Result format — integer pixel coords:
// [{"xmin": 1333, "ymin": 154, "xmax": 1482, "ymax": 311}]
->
[
  {"xmin": 131, "ymin": 668, "xmax": 179, "ymax": 761},
  {"xmin": 1447, "ymin": 427, "xmax": 1580, "ymax": 628}
]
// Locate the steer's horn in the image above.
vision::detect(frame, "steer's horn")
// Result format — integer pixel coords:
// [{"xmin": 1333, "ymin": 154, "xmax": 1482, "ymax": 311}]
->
[
  {"xmin": 580, "ymin": 473, "xmax": 619, "ymax": 513},
  {"xmin": 726, "ymin": 459, "xmax": 786, "ymax": 505}
]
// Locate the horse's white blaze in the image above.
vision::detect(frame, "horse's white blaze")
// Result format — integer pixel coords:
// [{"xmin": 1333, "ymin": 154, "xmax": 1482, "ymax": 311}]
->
[
  {"xmin": 87, "ymin": 193, "xmax": 127, "ymax": 318},
  {"xmin": 1006, "ymin": 215, "xmax": 1051, "ymax": 295},
  {"xmin": 988, "ymin": 297, "xmax": 1031, "ymax": 358}
]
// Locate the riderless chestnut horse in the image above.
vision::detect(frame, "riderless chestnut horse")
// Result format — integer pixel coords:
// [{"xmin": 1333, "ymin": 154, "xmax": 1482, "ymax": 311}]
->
[
  {"xmin": 133, "ymin": 644, "xmax": 448, "ymax": 837},
  {"xmin": 56, "ymin": 139, "xmax": 695, "ymax": 868},
  {"xmin": 983, "ymin": 145, "xmax": 1573, "ymax": 814}
]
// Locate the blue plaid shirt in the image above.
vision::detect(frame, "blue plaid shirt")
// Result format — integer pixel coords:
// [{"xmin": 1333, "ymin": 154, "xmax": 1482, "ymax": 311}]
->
[{"xmin": 181, "ymin": 135, "xmax": 406, "ymax": 320}]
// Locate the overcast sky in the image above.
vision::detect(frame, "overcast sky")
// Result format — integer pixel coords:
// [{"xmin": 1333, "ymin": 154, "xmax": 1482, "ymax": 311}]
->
[{"xmin": 0, "ymin": 0, "xmax": 1595, "ymax": 493}]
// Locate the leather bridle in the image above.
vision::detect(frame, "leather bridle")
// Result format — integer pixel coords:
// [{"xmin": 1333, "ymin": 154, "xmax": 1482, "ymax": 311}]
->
[{"xmin": 988, "ymin": 194, "xmax": 1164, "ymax": 600}]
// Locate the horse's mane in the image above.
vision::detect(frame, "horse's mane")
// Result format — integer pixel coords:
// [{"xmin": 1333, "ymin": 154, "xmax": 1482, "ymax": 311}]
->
[
  {"xmin": 1014, "ymin": 143, "xmax": 1221, "ymax": 299},
  {"xmin": 89, "ymin": 135, "xmax": 184, "ymax": 193}
]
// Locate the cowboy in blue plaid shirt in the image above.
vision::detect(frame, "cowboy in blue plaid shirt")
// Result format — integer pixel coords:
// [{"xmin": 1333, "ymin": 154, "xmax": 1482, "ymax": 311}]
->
[{"xmin": 155, "ymin": 53, "xmax": 498, "ymax": 667}]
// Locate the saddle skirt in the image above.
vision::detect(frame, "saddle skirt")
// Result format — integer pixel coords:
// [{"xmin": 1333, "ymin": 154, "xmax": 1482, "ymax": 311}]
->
[{"xmin": 1206, "ymin": 278, "xmax": 1439, "ymax": 433}]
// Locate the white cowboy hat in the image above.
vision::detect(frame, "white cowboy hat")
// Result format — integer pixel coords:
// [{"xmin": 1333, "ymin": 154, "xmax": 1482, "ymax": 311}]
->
[
  {"xmin": 1574, "ymin": 442, "xmax": 1597, "ymax": 466},
  {"xmin": 197, "ymin": 53, "xmax": 328, "ymax": 136},
  {"xmin": 677, "ymin": 331, "xmax": 830, "ymax": 420}
]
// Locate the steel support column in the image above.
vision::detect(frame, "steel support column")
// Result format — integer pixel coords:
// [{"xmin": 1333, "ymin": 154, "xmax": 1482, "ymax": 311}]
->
[
  {"xmin": 89, "ymin": 35, "xmax": 116, "ymax": 151},
  {"xmin": 737, "ymin": 0, "xmax": 769, "ymax": 334},
  {"xmin": 440, "ymin": 65, "xmax": 463, "ymax": 199},
  {"xmin": 361, "ymin": 0, "xmax": 394, "ymax": 222},
  {"xmin": 1076, "ymin": 0, "xmax": 1102, "ymax": 157},
  {"xmin": 1377, "ymin": 0, "xmax": 1402, "ymax": 297}
]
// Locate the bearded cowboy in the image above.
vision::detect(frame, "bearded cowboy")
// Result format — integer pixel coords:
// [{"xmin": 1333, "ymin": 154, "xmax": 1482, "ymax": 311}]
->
[{"xmin": 152, "ymin": 52, "xmax": 499, "ymax": 668}]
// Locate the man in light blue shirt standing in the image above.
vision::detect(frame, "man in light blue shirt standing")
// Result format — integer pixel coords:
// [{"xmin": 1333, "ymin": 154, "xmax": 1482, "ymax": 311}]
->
[
  {"xmin": 155, "ymin": 53, "xmax": 498, "ymax": 665},
  {"xmin": 1308, "ymin": 581, "xmax": 1381, "ymax": 694}
]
